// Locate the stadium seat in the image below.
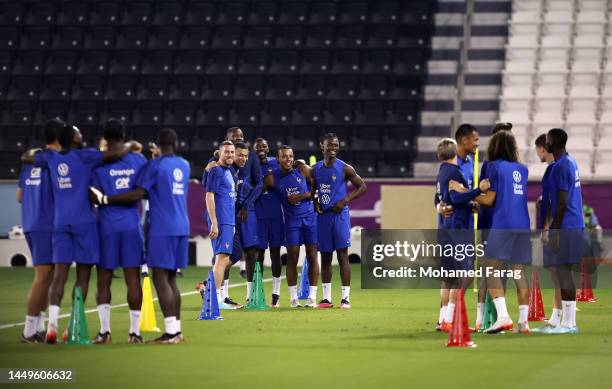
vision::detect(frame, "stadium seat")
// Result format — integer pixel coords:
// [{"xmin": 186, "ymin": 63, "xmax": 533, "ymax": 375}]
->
[
  {"xmin": 45, "ymin": 51, "xmax": 79, "ymax": 75},
  {"xmin": 25, "ymin": 2, "xmax": 57, "ymax": 25},
  {"xmin": 248, "ymin": 2, "xmax": 278, "ymax": 24},
  {"xmin": 169, "ymin": 75, "xmax": 203, "ymax": 100},
  {"xmin": 174, "ymin": 51, "xmax": 205, "ymax": 75},
  {"xmin": 153, "ymin": 2, "xmax": 184, "ymax": 25},
  {"xmin": 121, "ymin": 1, "xmax": 153, "ymax": 25},
  {"xmin": 39, "ymin": 75, "xmax": 72, "ymax": 101},
  {"xmin": 142, "ymin": 51, "xmax": 174, "ymax": 75},
  {"xmin": 90, "ymin": 2, "xmax": 121, "ymax": 25},
  {"xmin": 109, "ymin": 51, "xmax": 142, "ymax": 75},
  {"xmin": 84, "ymin": 26, "xmax": 115, "ymax": 50},
  {"xmin": 0, "ymin": 2, "xmax": 24, "ymax": 26},
  {"xmin": 184, "ymin": 2, "xmax": 216, "ymax": 25}
]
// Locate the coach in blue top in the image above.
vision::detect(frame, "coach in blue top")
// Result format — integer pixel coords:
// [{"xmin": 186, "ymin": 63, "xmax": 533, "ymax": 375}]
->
[
  {"xmin": 313, "ymin": 133, "xmax": 366, "ymax": 309},
  {"xmin": 22, "ymin": 123, "xmax": 140, "ymax": 344},
  {"xmin": 254, "ymin": 138, "xmax": 285, "ymax": 307},
  {"xmin": 264, "ymin": 145, "xmax": 320, "ymax": 308},
  {"xmin": 539, "ymin": 128, "xmax": 585, "ymax": 334},
  {"xmin": 92, "ymin": 129, "xmax": 190, "ymax": 344},
  {"xmin": 17, "ymin": 119, "xmax": 61, "ymax": 343},
  {"xmin": 90, "ymin": 119, "xmax": 147, "ymax": 344}
]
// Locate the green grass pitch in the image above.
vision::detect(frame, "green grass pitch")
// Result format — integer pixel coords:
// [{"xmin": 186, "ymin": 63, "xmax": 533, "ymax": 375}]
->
[{"xmin": 0, "ymin": 265, "xmax": 610, "ymax": 388}]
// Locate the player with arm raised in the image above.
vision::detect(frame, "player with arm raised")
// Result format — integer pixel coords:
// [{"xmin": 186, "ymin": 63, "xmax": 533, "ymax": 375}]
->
[
  {"xmin": 264, "ymin": 146, "xmax": 320, "ymax": 308},
  {"xmin": 313, "ymin": 133, "xmax": 366, "ymax": 309}
]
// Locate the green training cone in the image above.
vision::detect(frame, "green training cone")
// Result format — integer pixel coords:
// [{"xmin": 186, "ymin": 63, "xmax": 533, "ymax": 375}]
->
[
  {"xmin": 479, "ymin": 291, "xmax": 497, "ymax": 333},
  {"xmin": 66, "ymin": 287, "xmax": 91, "ymax": 345},
  {"xmin": 246, "ymin": 262, "xmax": 269, "ymax": 310}
]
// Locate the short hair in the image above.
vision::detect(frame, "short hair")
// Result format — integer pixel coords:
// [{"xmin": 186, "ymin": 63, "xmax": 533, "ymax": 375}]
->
[
  {"xmin": 58, "ymin": 124, "xmax": 76, "ymax": 149},
  {"xmin": 492, "ymin": 122, "xmax": 512, "ymax": 134},
  {"xmin": 454, "ymin": 123, "xmax": 477, "ymax": 142},
  {"xmin": 42, "ymin": 118, "xmax": 64, "ymax": 145},
  {"xmin": 103, "ymin": 118, "xmax": 125, "ymax": 142},
  {"xmin": 436, "ymin": 138, "xmax": 457, "ymax": 161},
  {"xmin": 254, "ymin": 137, "xmax": 266, "ymax": 144},
  {"xmin": 279, "ymin": 145, "xmax": 292, "ymax": 152},
  {"xmin": 225, "ymin": 126, "xmax": 242, "ymax": 139},
  {"xmin": 487, "ymin": 130, "xmax": 519, "ymax": 162},
  {"xmin": 534, "ymin": 134, "xmax": 547, "ymax": 148},
  {"xmin": 320, "ymin": 132, "xmax": 338, "ymax": 143},
  {"xmin": 547, "ymin": 128, "xmax": 567, "ymax": 149},
  {"xmin": 219, "ymin": 140, "xmax": 234, "ymax": 149},
  {"xmin": 233, "ymin": 141, "xmax": 248, "ymax": 150},
  {"xmin": 157, "ymin": 128, "xmax": 177, "ymax": 146}
]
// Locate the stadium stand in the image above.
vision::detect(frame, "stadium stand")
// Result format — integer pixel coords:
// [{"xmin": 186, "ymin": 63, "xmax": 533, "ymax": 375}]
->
[{"xmin": 0, "ymin": 0, "xmax": 437, "ymax": 179}]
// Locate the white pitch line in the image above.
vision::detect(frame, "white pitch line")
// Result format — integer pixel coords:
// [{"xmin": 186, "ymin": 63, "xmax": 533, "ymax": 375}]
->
[{"xmin": 0, "ymin": 276, "xmax": 284, "ymax": 330}]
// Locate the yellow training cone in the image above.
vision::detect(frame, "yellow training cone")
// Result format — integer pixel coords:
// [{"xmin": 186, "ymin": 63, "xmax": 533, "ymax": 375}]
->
[{"xmin": 140, "ymin": 276, "xmax": 161, "ymax": 332}]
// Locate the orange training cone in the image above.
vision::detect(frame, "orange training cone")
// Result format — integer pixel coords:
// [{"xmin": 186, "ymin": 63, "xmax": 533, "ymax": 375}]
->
[
  {"xmin": 528, "ymin": 272, "xmax": 547, "ymax": 321},
  {"xmin": 447, "ymin": 290, "xmax": 476, "ymax": 348},
  {"xmin": 577, "ymin": 261, "xmax": 596, "ymax": 302}
]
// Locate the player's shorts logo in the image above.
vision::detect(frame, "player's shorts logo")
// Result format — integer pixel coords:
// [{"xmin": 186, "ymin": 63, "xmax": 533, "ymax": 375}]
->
[
  {"xmin": 321, "ymin": 194, "xmax": 331, "ymax": 204},
  {"xmin": 512, "ymin": 170, "xmax": 522, "ymax": 183},
  {"xmin": 173, "ymin": 168, "xmax": 183, "ymax": 182},
  {"xmin": 58, "ymin": 163, "xmax": 69, "ymax": 177},
  {"xmin": 30, "ymin": 168, "xmax": 41, "ymax": 178}
]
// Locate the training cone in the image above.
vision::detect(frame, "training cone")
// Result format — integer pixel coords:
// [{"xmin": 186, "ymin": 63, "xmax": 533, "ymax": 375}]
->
[
  {"xmin": 65, "ymin": 287, "xmax": 91, "ymax": 345},
  {"xmin": 577, "ymin": 261, "xmax": 597, "ymax": 302},
  {"xmin": 297, "ymin": 258, "xmax": 310, "ymax": 300},
  {"xmin": 528, "ymin": 271, "xmax": 547, "ymax": 321},
  {"xmin": 140, "ymin": 276, "xmax": 161, "ymax": 332},
  {"xmin": 479, "ymin": 291, "xmax": 497, "ymax": 332},
  {"xmin": 246, "ymin": 262, "xmax": 269, "ymax": 310},
  {"xmin": 447, "ymin": 290, "xmax": 476, "ymax": 348},
  {"xmin": 198, "ymin": 270, "xmax": 223, "ymax": 320}
]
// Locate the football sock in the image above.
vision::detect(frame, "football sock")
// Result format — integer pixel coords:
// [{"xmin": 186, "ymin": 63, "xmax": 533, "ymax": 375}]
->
[
  {"xmin": 289, "ymin": 285, "xmax": 298, "ymax": 301},
  {"xmin": 322, "ymin": 283, "xmax": 332, "ymax": 301},
  {"xmin": 444, "ymin": 303, "xmax": 455, "ymax": 323},
  {"xmin": 48, "ymin": 305, "xmax": 60, "ymax": 330},
  {"xmin": 97, "ymin": 304, "xmax": 111, "ymax": 333},
  {"xmin": 216, "ymin": 288, "xmax": 223, "ymax": 303},
  {"xmin": 240, "ymin": 260, "xmax": 246, "ymax": 272},
  {"xmin": 438, "ymin": 306, "xmax": 445, "ymax": 324},
  {"xmin": 308, "ymin": 286, "xmax": 318, "ymax": 300},
  {"xmin": 129, "ymin": 310, "xmax": 141, "ymax": 336},
  {"xmin": 223, "ymin": 279, "xmax": 229, "ymax": 299},
  {"xmin": 37, "ymin": 311, "xmax": 46, "ymax": 333},
  {"xmin": 24, "ymin": 315, "xmax": 38, "ymax": 337},
  {"xmin": 176, "ymin": 320, "xmax": 181, "ymax": 333},
  {"xmin": 493, "ymin": 297, "xmax": 509, "ymax": 319},
  {"xmin": 549, "ymin": 308, "xmax": 562, "ymax": 327},
  {"xmin": 561, "ymin": 300, "xmax": 576, "ymax": 327},
  {"xmin": 341, "ymin": 286, "xmax": 350, "ymax": 301},
  {"xmin": 272, "ymin": 277, "xmax": 281, "ymax": 295},
  {"xmin": 476, "ymin": 302, "xmax": 484, "ymax": 325},
  {"xmin": 518, "ymin": 305, "xmax": 529, "ymax": 324},
  {"xmin": 246, "ymin": 282, "xmax": 253, "ymax": 301},
  {"xmin": 163, "ymin": 316, "xmax": 177, "ymax": 336}
]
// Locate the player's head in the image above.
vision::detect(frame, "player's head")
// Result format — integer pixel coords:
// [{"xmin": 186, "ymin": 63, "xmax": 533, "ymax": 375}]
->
[
  {"xmin": 226, "ymin": 127, "xmax": 244, "ymax": 143},
  {"xmin": 487, "ymin": 130, "xmax": 519, "ymax": 162},
  {"xmin": 42, "ymin": 118, "xmax": 64, "ymax": 146},
  {"xmin": 218, "ymin": 140, "xmax": 235, "ymax": 166},
  {"xmin": 491, "ymin": 122, "xmax": 512, "ymax": 134},
  {"xmin": 534, "ymin": 134, "xmax": 550, "ymax": 163},
  {"xmin": 234, "ymin": 142, "xmax": 249, "ymax": 168},
  {"xmin": 320, "ymin": 132, "xmax": 340, "ymax": 159},
  {"xmin": 254, "ymin": 137, "xmax": 269, "ymax": 159},
  {"xmin": 58, "ymin": 124, "xmax": 78, "ymax": 150},
  {"xmin": 278, "ymin": 145, "xmax": 294, "ymax": 171},
  {"xmin": 436, "ymin": 138, "xmax": 457, "ymax": 162},
  {"xmin": 546, "ymin": 128, "xmax": 567, "ymax": 153},
  {"xmin": 103, "ymin": 118, "xmax": 125, "ymax": 144},
  {"xmin": 157, "ymin": 128, "xmax": 178, "ymax": 151},
  {"xmin": 454, "ymin": 123, "xmax": 479, "ymax": 154}
]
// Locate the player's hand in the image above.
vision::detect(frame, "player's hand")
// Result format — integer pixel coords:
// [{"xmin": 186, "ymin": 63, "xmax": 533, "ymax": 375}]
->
[
  {"xmin": 470, "ymin": 201, "xmax": 480, "ymax": 213},
  {"xmin": 541, "ymin": 229, "xmax": 549, "ymax": 245},
  {"xmin": 439, "ymin": 201, "xmax": 454, "ymax": 218},
  {"xmin": 331, "ymin": 198, "xmax": 348, "ymax": 213},
  {"xmin": 209, "ymin": 223, "xmax": 219, "ymax": 239},
  {"xmin": 314, "ymin": 201, "xmax": 323, "ymax": 214},
  {"xmin": 131, "ymin": 141, "xmax": 143, "ymax": 153},
  {"xmin": 148, "ymin": 142, "xmax": 160, "ymax": 158},
  {"xmin": 205, "ymin": 161, "xmax": 218, "ymax": 172},
  {"xmin": 449, "ymin": 180, "xmax": 468, "ymax": 193},
  {"xmin": 89, "ymin": 186, "xmax": 108, "ymax": 206},
  {"xmin": 287, "ymin": 194, "xmax": 301, "ymax": 205},
  {"xmin": 238, "ymin": 208, "xmax": 248, "ymax": 223},
  {"xmin": 479, "ymin": 179, "xmax": 490, "ymax": 192}
]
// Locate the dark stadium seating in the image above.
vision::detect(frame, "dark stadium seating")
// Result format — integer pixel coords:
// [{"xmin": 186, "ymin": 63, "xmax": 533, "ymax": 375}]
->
[{"xmin": 0, "ymin": 0, "xmax": 435, "ymax": 178}]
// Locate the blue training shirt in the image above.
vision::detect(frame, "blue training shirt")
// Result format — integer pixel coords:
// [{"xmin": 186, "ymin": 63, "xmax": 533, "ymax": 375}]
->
[
  {"xmin": 273, "ymin": 168, "xmax": 315, "ymax": 220},
  {"xmin": 137, "ymin": 155, "xmax": 190, "ymax": 236},
  {"xmin": 478, "ymin": 160, "xmax": 492, "ymax": 230},
  {"xmin": 457, "ymin": 154, "xmax": 474, "ymax": 189},
  {"xmin": 549, "ymin": 153, "xmax": 585, "ymax": 229},
  {"xmin": 436, "ymin": 162, "xmax": 481, "ymax": 230},
  {"xmin": 255, "ymin": 157, "xmax": 283, "ymax": 220},
  {"xmin": 487, "ymin": 160, "xmax": 530, "ymax": 229},
  {"xmin": 34, "ymin": 148, "xmax": 104, "ymax": 227},
  {"xmin": 313, "ymin": 158, "xmax": 348, "ymax": 213},
  {"xmin": 205, "ymin": 165, "xmax": 236, "ymax": 226},
  {"xmin": 92, "ymin": 152, "xmax": 147, "ymax": 234},
  {"xmin": 539, "ymin": 162, "xmax": 555, "ymax": 229},
  {"xmin": 19, "ymin": 163, "xmax": 54, "ymax": 232}
]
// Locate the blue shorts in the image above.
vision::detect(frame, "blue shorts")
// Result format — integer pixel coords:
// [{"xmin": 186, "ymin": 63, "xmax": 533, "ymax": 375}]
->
[
  {"xmin": 99, "ymin": 228, "xmax": 145, "ymax": 270},
  {"xmin": 237, "ymin": 210, "xmax": 259, "ymax": 249},
  {"xmin": 25, "ymin": 231, "xmax": 53, "ymax": 266},
  {"xmin": 286, "ymin": 213, "xmax": 317, "ymax": 247},
  {"xmin": 438, "ymin": 229, "xmax": 474, "ymax": 272},
  {"xmin": 53, "ymin": 223, "xmax": 99, "ymax": 265},
  {"xmin": 544, "ymin": 229, "xmax": 585, "ymax": 267},
  {"xmin": 209, "ymin": 224, "xmax": 234, "ymax": 256},
  {"xmin": 317, "ymin": 209, "xmax": 351, "ymax": 253},
  {"xmin": 147, "ymin": 235, "xmax": 189, "ymax": 270},
  {"xmin": 485, "ymin": 230, "xmax": 532, "ymax": 265},
  {"xmin": 256, "ymin": 218, "xmax": 285, "ymax": 249}
]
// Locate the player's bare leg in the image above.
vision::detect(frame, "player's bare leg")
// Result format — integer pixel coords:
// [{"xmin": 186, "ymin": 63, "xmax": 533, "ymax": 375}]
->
[
  {"xmin": 258, "ymin": 247, "xmax": 283, "ymax": 307},
  {"xmin": 123, "ymin": 267, "xmax": 143, "ymax": 343},
  {"xmin": 221, "ymin": 260, "xmax": 241, "ymax": 308},
  {"xmin": 303, "ymin": 243, "xmax": 320, "ymax": 307},
  {"xmin": 475, "ymin": 277, "xmax": 487, "ymax": 331},
  {"xmin": 169, "ymin": 270, "xmax": 182, "ymax": 341},
  {"xmin": 545, "ymin": 264, "xmax": 577, "ymax": 334},
  {"xmin": 337, "ymin": 248, "xmax": 351, "ymax": 308},
  {"xmin": 93, "ymin": 267, "xmax": 114, "ymax": 344},
  {"xmin": 46, "ymin": 263, "xmax": 71, "ymax": 344},
  {"xmin": 149, "ymin": 267, "xmax": 180, "ymax": 343},
  {"xmin": 319, "ymin": 252, "xmax": 334, "ymax": 308},
  {"xmin": 285, "ymin": 246, "xmax": 301, "ymax": 307},
  {"xmin": 483, "ymin": 259, "xmax": 514, "ymax": 334},
  {"xmin": 22, "ymin": 265, "xmax": 53, "ymax": 343},
  {"xmin": 511, "ymin": 264, "xmax": 530, "ymax": 333},
  {"xmin": 437, "ymin": 286, "xmax": 450, "ymax": 331},
  {"xmin": 244, "ymin": 247, "xmax": 257, "ymax": 303}
]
